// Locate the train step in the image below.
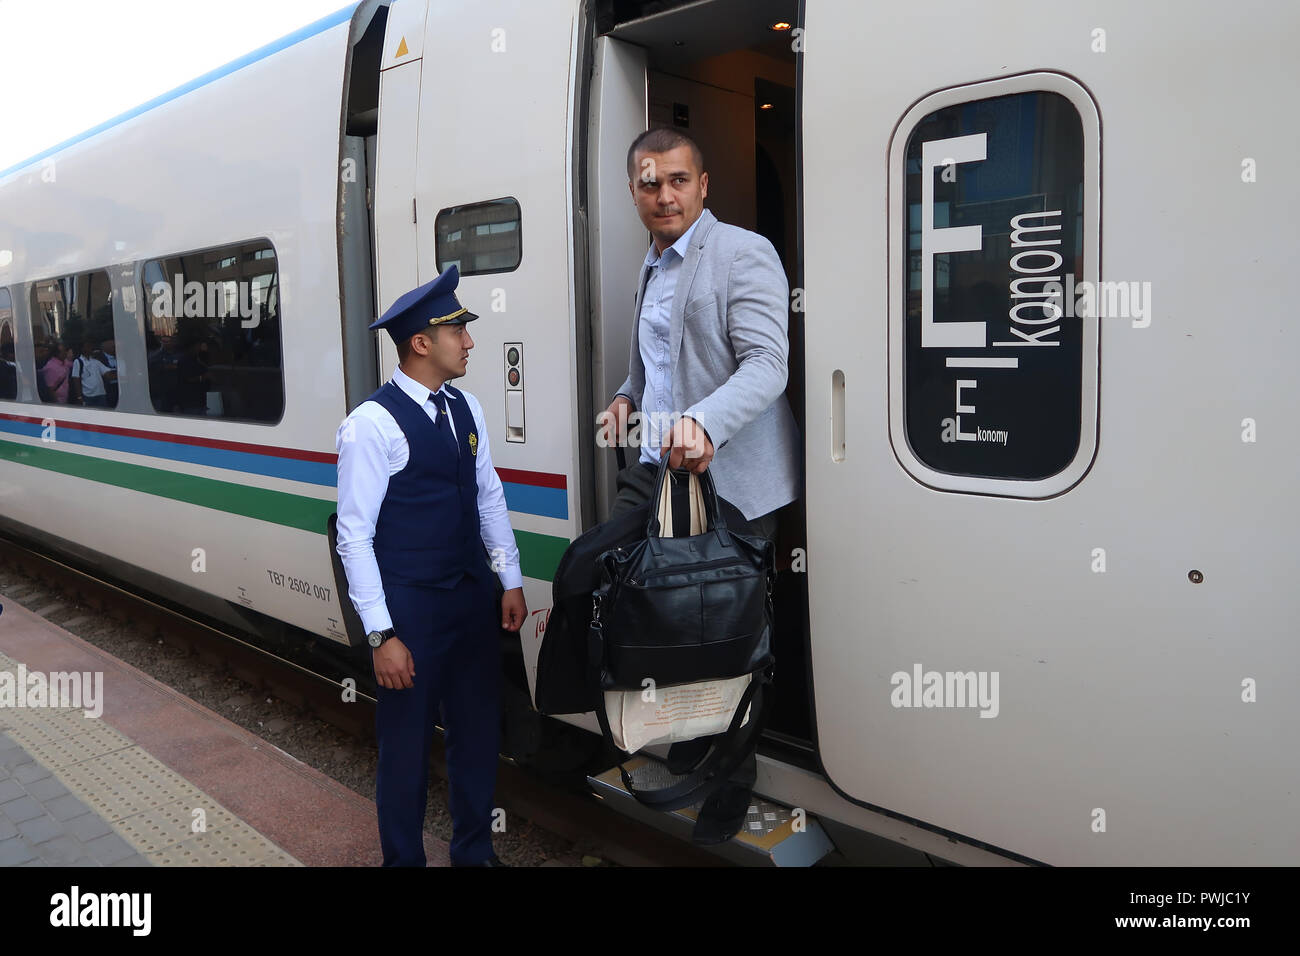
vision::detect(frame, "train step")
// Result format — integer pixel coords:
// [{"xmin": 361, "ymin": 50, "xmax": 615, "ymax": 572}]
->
[{"xmin": 588, "ymin": 756, "xmax": 834, "ymax": 866}]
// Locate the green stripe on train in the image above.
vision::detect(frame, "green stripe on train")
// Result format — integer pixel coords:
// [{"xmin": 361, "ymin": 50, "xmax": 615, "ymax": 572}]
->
[
  {"xmin": 0, "ymin": 439, "xmax": 569, "ymax": 580},
  {"xmin": 513, "ymin": 530, "xmax": 568, "ymax": 583}
]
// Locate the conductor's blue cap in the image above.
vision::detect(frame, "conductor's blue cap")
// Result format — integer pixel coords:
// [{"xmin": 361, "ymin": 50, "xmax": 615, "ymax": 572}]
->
[{"xmin": 369, "ymin": 264, "xmax": 479, "ymax": 343}]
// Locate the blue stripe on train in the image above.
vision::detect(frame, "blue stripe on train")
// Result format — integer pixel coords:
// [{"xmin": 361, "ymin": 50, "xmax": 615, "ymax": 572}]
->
[
  {"xmin": 0, "ymin": 417, "xmax": 337, "ymax": 486},
  {"xmin": 0, "ymin": 418, "xmax": 571, "ymax": 518},
  {"xmin": 500, "ymin": 481, "xmax": 568, "ymax": 520}
]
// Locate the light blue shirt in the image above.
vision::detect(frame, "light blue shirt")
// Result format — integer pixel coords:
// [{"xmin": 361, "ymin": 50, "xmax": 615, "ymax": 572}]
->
[
  {"xmin": 334, "ymin": 366, "xmax": 522, "ymax": 633},
  {"xmin": 633, "ymin": 215, "xmax": 702, "ymax": 464}
]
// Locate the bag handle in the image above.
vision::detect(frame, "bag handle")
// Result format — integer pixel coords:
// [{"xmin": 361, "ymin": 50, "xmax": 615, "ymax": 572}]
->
[
  {"xmin": 644, "ymin": 455, "xmax": 732, "ymax": 549},
  {"xmin": 653, "ymin": 467, "xmax": 706, "ymax": 539},
  {"xmin": 587, "ymin": 609, "xmax": 771, "ymax": 812}
]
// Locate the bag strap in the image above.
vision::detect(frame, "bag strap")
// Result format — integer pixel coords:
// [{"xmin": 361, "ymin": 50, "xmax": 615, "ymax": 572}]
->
[{"xmin": 587, "ymin": 604, "xmax": 772, "ymax": 812}]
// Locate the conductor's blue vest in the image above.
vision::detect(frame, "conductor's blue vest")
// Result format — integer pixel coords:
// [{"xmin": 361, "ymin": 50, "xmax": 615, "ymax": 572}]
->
[{"xmin": 367, "ymin": 380, "xmax": 490, "ymax": 590}]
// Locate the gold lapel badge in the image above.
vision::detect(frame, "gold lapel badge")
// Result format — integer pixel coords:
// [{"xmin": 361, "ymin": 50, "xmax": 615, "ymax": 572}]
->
[{"xmin": 468, "ymin": 432, "xmax": 478, "ymax": 456}]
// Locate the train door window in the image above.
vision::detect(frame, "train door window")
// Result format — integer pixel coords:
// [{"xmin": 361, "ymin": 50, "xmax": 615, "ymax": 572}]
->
[
  {"xmin": 29, "ymin": 271, "xmax": 117, "ymax": 408},
  {"xmin": 887, "ymin": 74, "xmax": 1101, "ymax": 498},
  {"xmin": 434, "ymin": 198, "xmax": 522, "ymax": 275},
  {"xmin": 140, "ymin": 239, "xmax": 284, "ymax": 423},
  {"xmin": 0, "ymin": 289, "xmax": 15, "ymax": 400}
]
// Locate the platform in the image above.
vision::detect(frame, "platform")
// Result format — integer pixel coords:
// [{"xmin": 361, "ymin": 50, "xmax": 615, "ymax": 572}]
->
[{"xmin": 0, "ymin": 594, "xmax": 447, "ymax": 866}]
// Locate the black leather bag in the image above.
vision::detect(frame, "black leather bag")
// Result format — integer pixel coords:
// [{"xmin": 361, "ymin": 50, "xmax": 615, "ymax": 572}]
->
[
  {"xmin": 584, "ymin": 460, "xmax": 776, "ymax": 812},
  {"xmin": 592, "ymin": 458, "xmax": 775, "ymax": 692},
  {"xmin": 535, "ymin": 463, "xmax": 751, "ymax": 716}
]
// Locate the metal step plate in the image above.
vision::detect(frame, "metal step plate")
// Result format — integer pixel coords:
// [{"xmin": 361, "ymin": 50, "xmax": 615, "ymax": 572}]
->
[{"xmin": 589, "ymin": 757, "xmax": 834, "ymax": 866}]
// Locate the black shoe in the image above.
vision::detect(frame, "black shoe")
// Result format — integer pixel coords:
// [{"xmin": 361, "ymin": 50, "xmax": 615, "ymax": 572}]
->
[{"xmin": 452, "ymin": 855, "xmax": 508, "ymax": 867}]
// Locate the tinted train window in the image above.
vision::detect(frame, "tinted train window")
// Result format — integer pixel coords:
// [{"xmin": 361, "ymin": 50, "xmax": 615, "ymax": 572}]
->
[
  {"xmin": 141, "ymin": 239, "xmax": 283, "ymax": 423},
  {"xmin": 435, "ymin": 197, "xmax": 522, "ymax": 275},
  {"xmin": 0, "ymin": 289, "xmax": 15, "ymax": 400},
  {"xmin": 30, "ymin": 271, "xmax": 118, "ymax": 408}
]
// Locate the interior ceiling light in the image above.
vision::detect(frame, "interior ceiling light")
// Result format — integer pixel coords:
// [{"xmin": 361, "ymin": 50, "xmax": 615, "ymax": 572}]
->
[
  {"xmin": 770, "ymin": 21, "xmax": 793, "ymax": 31},
  {"xmin": 760, "ymin": 103, "xmax": 775, "ymax": 110}
]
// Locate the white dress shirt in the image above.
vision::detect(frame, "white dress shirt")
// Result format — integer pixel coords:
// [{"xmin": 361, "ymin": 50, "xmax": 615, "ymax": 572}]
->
[
  {"xmin": 334, "ymin": 366, "xmax": 523, "ymax": 634},
  {"xmin": 631, "ymin": 215, "xmax": 701, "ymax": 464}
]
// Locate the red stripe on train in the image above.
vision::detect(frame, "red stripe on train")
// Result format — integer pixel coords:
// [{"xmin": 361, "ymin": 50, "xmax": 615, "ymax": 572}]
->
[
  {"xmin": 495, "ymin": 467, "xmax": 567, "ymax": 489},
  {"xmin": 0, "ymin": 412, "xmax": 337, "ymax": 463}
]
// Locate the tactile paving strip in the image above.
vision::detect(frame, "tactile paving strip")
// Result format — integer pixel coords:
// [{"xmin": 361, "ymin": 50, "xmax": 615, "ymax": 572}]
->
[{"xmin": 0, "ymin": 651, "xmax": 300, "ymax": 866}]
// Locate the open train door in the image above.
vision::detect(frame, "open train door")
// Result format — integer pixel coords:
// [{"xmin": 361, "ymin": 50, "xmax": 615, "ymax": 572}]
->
[
  {"xmin": 410, "ymin": 1, "xmax": 585, "ymax": 695},
  {"xmin": 802, "ymin": 0, "xmax": 1298, "ymax": 864}
]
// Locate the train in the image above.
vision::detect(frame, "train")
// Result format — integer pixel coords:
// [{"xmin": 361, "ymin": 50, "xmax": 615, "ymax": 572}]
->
[{"xmin": 1, "ymin": 0, "xmax": 1296, "ymax": 866}]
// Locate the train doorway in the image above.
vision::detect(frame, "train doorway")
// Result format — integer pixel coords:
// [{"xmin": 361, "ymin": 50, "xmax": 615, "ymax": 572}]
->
[{"xmin": 583, "ymin": 0, "xmax": 813, "ymax": 757}]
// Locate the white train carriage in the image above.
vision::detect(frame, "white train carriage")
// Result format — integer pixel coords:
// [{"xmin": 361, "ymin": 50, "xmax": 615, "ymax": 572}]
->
[{"xmin": 0, "ymin": 0, "xmax": 1295, "ymax": 866}]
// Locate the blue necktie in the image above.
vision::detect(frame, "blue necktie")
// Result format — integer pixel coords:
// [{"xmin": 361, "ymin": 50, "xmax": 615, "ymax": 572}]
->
[{"xmin": 433, "ymin": 391, "xmax": 459, "ymax": 459}]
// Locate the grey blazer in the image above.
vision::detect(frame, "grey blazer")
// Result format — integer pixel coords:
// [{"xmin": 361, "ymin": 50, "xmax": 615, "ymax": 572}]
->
[{"xmin": 617, "ymin": 208, "xmax": 802, "ymax": 520}]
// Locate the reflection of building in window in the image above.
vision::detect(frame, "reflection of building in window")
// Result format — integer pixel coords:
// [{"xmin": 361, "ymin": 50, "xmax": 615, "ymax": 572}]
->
[
  {"xmin": 435, "ymin": 197, "xmax": 522, "ymax": 275},
  {"xmin": 140, "ymin": 239, "xmax": 284, "ymax": 423},
  {"xmin": 31, "ymin": 280, "xmax": 67, "ymax": 343}
]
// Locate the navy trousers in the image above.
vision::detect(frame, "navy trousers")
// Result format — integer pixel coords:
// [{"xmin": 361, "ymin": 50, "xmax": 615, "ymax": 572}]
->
[{"xmin": 375, "ymin": 572, "xmax": 500, "ymax": 866}]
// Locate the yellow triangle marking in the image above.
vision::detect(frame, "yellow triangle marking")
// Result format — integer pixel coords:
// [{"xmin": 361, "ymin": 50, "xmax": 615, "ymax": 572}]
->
[{"xmin": 395, "ymin": 36, "xmax": 409, "ymax": 58}]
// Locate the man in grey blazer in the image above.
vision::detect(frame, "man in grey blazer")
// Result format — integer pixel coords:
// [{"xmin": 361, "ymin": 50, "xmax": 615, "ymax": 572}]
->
[
  {"xmin": 601, "ymin": 127, "xmax": 801, "ymax": 539},
  {"xmin": 599, "ymin": 127, "xmax": 800, "ymax": 844}
]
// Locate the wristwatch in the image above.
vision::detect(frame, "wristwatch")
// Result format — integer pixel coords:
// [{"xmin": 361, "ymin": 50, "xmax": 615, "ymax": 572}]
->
[{"xmin": 366, "ymin": 627, "xmax": 396, "ymax": 648}]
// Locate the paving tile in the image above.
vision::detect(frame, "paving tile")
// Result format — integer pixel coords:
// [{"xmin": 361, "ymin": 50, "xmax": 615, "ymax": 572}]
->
[
  {"xmin": 46, "ymin": 792, "xmax": 91, "ymax": 823},
  {"xmin": 22, "ymin": 775, "xmax": 67, "ymax": 802},
  {"xmin": 0, "ymin": 777, "xmax": 25, "ymax": 803},
  {"xmin": 19, "ymin": 858, "xmax": 48, "ymax": 866},
  {"xmin": 84, "ymin": 831, "xmax": 137, "ymax": 866},
  {"xmin": 108, "ymin": 855, "xmax": 153, "ymax": 867},
  {"xmin": 0, "ymin": 835, "xmax": 38, "ymax": 865},
  {"xmin": 65, "ymin": 811, "xmax": 112, "ymax": 843},
  {"xmin": 0, "ymin": 815, "xmax": 17, "ymax": 840},
  {"xmin": 13, "ymin": 761, "xmax": 51, "ymax": 784},
  {"xmin": 37, "ymin": 834, "xmax": 85, "ymax": 866},
  {"xmin": 3, "ymin": 795, "xmax": 43, "ymax": 823},
  {"xmin": 17, "ymin": 812, "xmax": 62, "ymax": 844},
  {"xmin": 0, "ymin": 748, "xmax": 32, "ymax": 770}
]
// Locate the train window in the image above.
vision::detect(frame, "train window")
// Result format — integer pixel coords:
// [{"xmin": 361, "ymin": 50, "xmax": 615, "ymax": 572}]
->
[
  {"xmin": 140, "ymin": 239, "xmax": 284, "ymax": 424},
  {"xmin": 887, "ymin": 74, "xmax": 1100, "ymax": 498},
  {"xmin": 0, "ymin": 290, "xmax": 15, "ymax": 400},
  {"xmin": 435, "ymin": 197, "xmax": 522, "ymax": 275},
  {"xmin": 29, "ymin": 271, "xmax": 118, "ymax": 408}
]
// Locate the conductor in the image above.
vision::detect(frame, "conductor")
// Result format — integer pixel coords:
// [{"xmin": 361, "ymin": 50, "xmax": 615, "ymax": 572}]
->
[{"xmin": 335, "ymin": 265, "xmax": 527, "ymax": 867}]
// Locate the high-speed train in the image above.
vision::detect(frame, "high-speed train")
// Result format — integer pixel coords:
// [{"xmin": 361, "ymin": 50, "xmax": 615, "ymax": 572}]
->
[{"xmin": 0, "ymin": 0, "xmax": 1295, "ymax": 866}]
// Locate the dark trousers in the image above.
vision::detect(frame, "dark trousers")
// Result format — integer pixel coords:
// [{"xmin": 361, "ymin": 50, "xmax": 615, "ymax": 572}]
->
[
  {"xmin": 375, "ymin": 572, "xmax": 500, "ymax": 866},
  {"xmin": 610, "ymin": 461, "xmax": 779, "ymax": 792}
]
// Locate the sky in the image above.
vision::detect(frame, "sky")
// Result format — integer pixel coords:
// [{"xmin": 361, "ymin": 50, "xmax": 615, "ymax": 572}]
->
[{"xmin": 0, "ymin": 0, "xmax": 353, "ymax": 172}]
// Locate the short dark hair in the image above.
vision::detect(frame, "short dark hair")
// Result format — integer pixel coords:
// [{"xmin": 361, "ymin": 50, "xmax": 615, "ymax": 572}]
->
[
  {"xmin": 395, "ymin": 325, "xmax": 440, "ymax": 362},
  {"xmin": 626, "ymin": 127, "xmax": 705, "ymax": 181}
]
